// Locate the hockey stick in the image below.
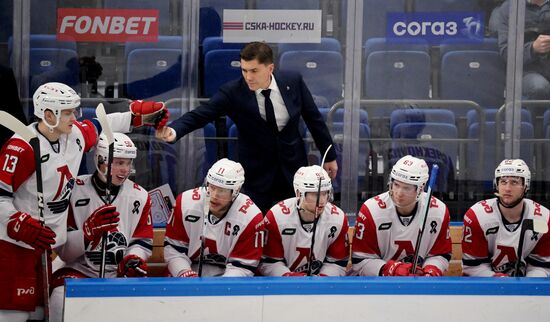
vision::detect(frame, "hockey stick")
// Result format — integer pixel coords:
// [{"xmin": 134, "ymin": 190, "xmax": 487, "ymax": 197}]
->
[
  {"xmin": 514, "ymin": 217, "xmax": 549, "ymax": 277},
  {"xmin": 307, "ymin": 144, "xmax": 332, "ymax": 276},
  {"xmin": 0, "ymin": 111, "xmax": 50, "ymax": 321},
  {"xmin": 197, "ymin": 192, "xmax": 210, "ymax": 277},
  {"xmin": 411, "ymin": 164, "xmax": 439, "ymax": 274},
  {"xmin": 95, "ymin": 103, "xmax": 114, "ymax": 278}
]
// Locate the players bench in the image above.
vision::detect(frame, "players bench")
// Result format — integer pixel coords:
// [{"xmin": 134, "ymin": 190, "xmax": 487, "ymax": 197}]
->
[{"xmin": 148, "ymin": 225, "xmax": 464, "ymax": 276}]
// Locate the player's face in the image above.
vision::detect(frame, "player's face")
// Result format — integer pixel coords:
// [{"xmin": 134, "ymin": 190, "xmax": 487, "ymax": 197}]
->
[
  {"xmin": 207, "ymin": 184, "xmax": 233, "ymax": 217},
  {"xmin": 390, "ymin": 180, "xmax": 418, "ymax": 209},
  {"xmin": 241, "ymin": 59, "xmax": 274, "ymax": 91},
  {"xmin": 301, "ymin": 190, "xmax": 329, "ymax": 214},
  {"xmin": 55, "ymin": 108, "xmax": 78, "ymax": 134},
  {"xmin": 497, "ymin": 176, "xmax": 525, "ymax": 207},
  {"xmin": 110, "ymin": 158, "xmax": 133, "ymax": 186}
]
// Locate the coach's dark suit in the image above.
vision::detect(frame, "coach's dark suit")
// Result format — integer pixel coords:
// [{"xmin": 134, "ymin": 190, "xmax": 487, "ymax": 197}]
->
[{"xmin": 169, "ymin": 70, "xmax": 336, "ymax": 212}]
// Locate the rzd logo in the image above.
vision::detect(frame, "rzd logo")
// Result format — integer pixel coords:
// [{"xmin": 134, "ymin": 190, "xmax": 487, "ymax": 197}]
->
[{"xmin": 17, "ymin": 287, "xmax": 35, "ymax": 296}]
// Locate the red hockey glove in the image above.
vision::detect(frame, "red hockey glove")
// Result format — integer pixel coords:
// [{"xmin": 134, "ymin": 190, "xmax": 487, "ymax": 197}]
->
[
  {"xmin": 7, "ymin": 212, "xmax": 56, "ymax": 251},
  {"xmin": 83, "ymin": 205, "xmax": 119, "ymax": 243},
  {"xmin": 493, "ymin": 272, "xmax": 509, "ymax": 277},
  {"xmin": 422, "ymin": 265, "xmax": 443, "ymax": 277},
  {"xmin": 282, "ymin": 272, "xmax": 307, "ymax": 277},
  {"xmin": 179, "ymin": 269, "xmax": 199, "ymax": 278},
  {"xmin": 118, "ymin": 254, "xmax": 148, "ymax": 277},
  {"xmin": 130, "ymin": 100, "xmax": 169, "ymax": 129},
  {"xmin": 382, "ymin": 260, "xmax": 415, "ymax": 276}
]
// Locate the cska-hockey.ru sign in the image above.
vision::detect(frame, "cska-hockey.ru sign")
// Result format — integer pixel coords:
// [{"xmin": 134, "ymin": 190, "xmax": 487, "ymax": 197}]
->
[{"xmin": 57, "ymin": 8, "xmax": 159, "ymax": 42}]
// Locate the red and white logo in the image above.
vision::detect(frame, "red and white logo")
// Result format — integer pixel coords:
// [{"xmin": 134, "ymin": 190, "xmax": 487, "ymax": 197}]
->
[{"xmin": 57, "ymin": 8, "xmax": 159, "ymax": 42}]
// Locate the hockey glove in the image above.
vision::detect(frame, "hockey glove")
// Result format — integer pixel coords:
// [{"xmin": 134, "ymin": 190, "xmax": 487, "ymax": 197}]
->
[
  {"xmin": 178, "ymin": 269, "xmax": 199, "ymax": 278},
  {"xmin": 118, "ymin": 254, "xmax": 148, "ymax": 277},
  {"xmin": 7, "ymin": 212, "xmax": 56, "ymax": 251},
  {"xmin": 422, "ymin": 265, "xmax": 443, "ymax": 277},
  {"xmin": 493, "ymin": 272, "xmax": 509, "ymax": 277},
  {"xmin": 130, "ymin": 100, "xmax": 169, "ymax": 129},
  {"xmin": 282, "ymin": 272, "xmax": 307, "ymax": 277},
  {"xmin": 381, "ymin": 260, "xmax": 416, "ymax": 276},
  {"xmin": 83, "ymin": 204, "xmax": 119, "ymax": 243}
]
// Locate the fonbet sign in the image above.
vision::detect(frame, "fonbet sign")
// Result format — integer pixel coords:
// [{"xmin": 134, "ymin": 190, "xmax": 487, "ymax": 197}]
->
[{"xmin": 57, "ymin": 8, "xmax": 159, "ymax": 42}]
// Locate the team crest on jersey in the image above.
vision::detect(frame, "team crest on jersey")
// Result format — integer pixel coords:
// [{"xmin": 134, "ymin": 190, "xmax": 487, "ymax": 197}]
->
[{"xmin": 85, "ymin": 231, "xmax": 127, "ymax": 272}]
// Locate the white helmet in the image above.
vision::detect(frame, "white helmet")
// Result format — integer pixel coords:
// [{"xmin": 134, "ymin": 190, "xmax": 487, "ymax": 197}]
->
[
  {"xmin": 494, "ymin": 159, "xmax": 531, "ymax": 191},
  {"xmin": 206, "ymin": 158, "xmax": 245, "ymax": 200},
  {"xmin": 95, "ymin": 132, "xmax": 137, "ymax": 175},
  {"xmin": 33, "ymin": 82, "xmax": 81, "ymax": 130},
  {"xmin": 293, "ymin": 165, "xmax": 333, "ymax": 205},
  {"xmin": 389, "ymin": 155, "xmax": 429, "ymax": 201}
]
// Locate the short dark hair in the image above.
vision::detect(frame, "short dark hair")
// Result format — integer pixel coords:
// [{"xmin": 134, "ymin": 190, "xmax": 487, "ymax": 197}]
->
[{"xmin": 240, "ymin": 42, "xmax": 273, "ymax": 64}]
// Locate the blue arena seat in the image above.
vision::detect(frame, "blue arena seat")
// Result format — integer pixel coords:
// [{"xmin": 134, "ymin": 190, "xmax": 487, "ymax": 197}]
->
[
  {"xmin": 125, "ymin": 36, "xmax": 187, "ymax": 101},
  {"xmin": 439, "ymin": 50, "xmax": 506, "ymax": 115},
  {"xmin": 200, "ymin": 7, "xmax": 222, "ymax": 43},
  {"xmin": 363, "ymin": 38, "xmax": 431, "ymax": 118},
  {"xmin": 390, "ymin": 122, "xmax": 458, "ymax": 192},
  {"xmin": 278, "ymin": 50, "xmax": 344, "ymax": 105},
  {"xmin": 204, "ymin": 49, "xmax": 242, "ymax": 97},
  {"xmin": 466, "ymin": 109, "xmax": 533, "ymax": 129},
  {"xmin": 389, "ymin": 108, "xmax": 455, "ymax": 133},
  {"xmin": 319, "ymin": 108, "xmax": 369, "ymax": 125},
  {"xmin": 9, "ymin": 34, "xmax": 80, "ymax": 95},
  {"xmin": 439, "ymin": 38, "xmax": 499, "ymax": 57},
  {"xmin": 202, "ymin": 37, "xmax": 246, "ymax": 97},
  {"xmin": 278, "ymin": 38, "xmax": 342, "ymax": 56}
]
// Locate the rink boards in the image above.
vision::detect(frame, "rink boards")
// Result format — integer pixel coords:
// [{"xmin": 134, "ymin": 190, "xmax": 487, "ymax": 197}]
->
[{"xmin": 64, "ymin": 277, "xmax": 550, "ymax": 322}]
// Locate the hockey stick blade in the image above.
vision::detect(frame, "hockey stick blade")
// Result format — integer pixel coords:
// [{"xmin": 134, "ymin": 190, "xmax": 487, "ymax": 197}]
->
[
  {"xmin": 411, "ymin": 164, "xmax": 439, "ymax": 273},
  {"xmin": 531, "ymin": 218, "xmax": 549, "ymax": 234},
  {"xmin": 0, "ymin": 111, "xmax": 36, "ymax": 142},
  {"xmin": 95, "ymin": 103, "xmax": 113, "ymax": 144}
]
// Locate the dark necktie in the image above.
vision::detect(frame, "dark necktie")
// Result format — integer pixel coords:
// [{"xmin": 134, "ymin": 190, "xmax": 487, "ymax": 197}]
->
[{"xmin": 261, "ymin": 89, "xmax": 278, "ymax": 133}]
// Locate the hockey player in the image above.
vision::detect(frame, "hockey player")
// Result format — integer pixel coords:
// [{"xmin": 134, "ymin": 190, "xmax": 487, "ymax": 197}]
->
[
  {"xmin": 49, "ymin": 133, "xmax": 153, "ymax": 321},
  {"xmin": 164, "ymin": 158, "xmax": 264, "ymax": 277},
  {"xmin": 258, "ymin": 165, "xmax": 349, "ymax": 276},
  {"xmin": 351, "ymin": 155, "xmax": 452, "ymax": 277},
  {"xmin": 0, "ymin": 82, "xmax": 167, "ymax": 321},
  {"xmin": 462, "ymin": 159, "xmax": 550, "ymax": 277}
]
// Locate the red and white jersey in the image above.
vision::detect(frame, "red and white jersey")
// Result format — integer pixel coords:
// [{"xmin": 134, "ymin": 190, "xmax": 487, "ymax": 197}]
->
[
  {"xmin": 0, "ymin": 121, "xmax": 97, "ymax": 249},
  {"xmin": 462, "ymin": 198, "xmax": 550, "ymax": 277},
  {"xmin": 164, "ymin": 187, "xmax": 264, "ymax": 277},
  {"xmin": 351, "ymin": 191, "xmax": 452, "ymax": 276},
  {"xmin": 0, "ymin": 113, "xmax": 132, "ymax": 250},
  {"xmin": 258, "ymin": 198, "xmax": 349, "ymax": 276},
  {"xmin": 53, "ymin": 174, "xmax": 153, "ymax": 278}
]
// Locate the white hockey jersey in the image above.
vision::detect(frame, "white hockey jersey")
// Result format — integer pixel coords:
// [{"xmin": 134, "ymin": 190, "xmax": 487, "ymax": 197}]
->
[
  {"xmin": 0, "ymin": 114, "xmax": 132, "ymax": 249},
  {"xmin": 351, "ymin": 191, "xmax": 452, "ymax": 276},
  {"xmin": 258, "ymin": 198, "xmax": 349, "ymax": 276},
  {"xmin": 462, "ymin": 198, "xmax": 550, "ymax": 277},
  {"xmin": 164, "ymin": 187, "xmax": 264, "ymax": 277},
  {"xmin": 54, "ymin": 174, "xmax": 153, "ymax": 278}
]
